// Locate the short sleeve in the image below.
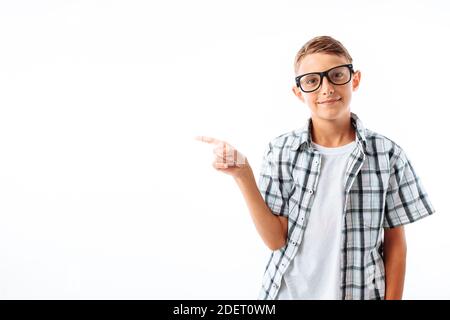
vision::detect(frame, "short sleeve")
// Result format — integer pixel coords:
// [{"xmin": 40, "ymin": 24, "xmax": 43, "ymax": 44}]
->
[
  {"xmin": 383, "ymin": 149, "xmax": 435, "ymax": 228},
  {"xmin": 257, "ymin": 143, "xmax": 290, "ymax": 218}
]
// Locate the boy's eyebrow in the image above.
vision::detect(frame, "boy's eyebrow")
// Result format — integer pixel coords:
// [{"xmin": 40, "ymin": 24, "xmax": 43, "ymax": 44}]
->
[
  {"xmin": 297, "ymin": 64, "xmax": 352, "ymax": 76},
  {"xmin": 301, "ymin": 65, "xmax": 338, "ymax": 74}
]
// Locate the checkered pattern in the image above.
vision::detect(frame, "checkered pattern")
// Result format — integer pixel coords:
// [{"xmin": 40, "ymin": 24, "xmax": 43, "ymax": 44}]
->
[{"xmin": 257, "ymin": 112, "xmax": 435, "ymax": 300}]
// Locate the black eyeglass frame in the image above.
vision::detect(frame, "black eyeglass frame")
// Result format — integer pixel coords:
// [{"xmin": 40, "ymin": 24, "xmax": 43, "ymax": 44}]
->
[{"xmin": 295, "ymin": 64, "xmax": 354, "ymax": 93}]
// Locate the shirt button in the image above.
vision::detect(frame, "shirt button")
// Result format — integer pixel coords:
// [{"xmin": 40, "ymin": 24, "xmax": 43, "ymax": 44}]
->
[{"xmin": 308, "ymin": 189, "xmax": 313, "ymax": 194}]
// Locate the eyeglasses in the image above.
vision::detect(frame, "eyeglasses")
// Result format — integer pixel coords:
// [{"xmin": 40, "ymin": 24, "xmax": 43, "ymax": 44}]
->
[{"xmin": 295, "ymin": 64, "xmax": 354, "ymax": 93}]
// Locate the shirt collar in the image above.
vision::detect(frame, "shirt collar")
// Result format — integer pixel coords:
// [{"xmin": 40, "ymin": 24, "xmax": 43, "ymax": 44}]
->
[{"xmin": 290, "ymin": 112, "xmax": 372, "ymax": 155}]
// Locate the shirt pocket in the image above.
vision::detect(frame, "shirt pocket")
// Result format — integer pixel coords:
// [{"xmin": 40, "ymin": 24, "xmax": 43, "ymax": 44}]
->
[
  {"xmin": 354, "ymin": 168, "xmax": 387, "ymax": 230},
  {"xmin": 362, "ymin": 210, "xmax": 383, "ymax": 229},
  {"xmin": 361, "ymin": 210, "xmax": 384, "ymax": 248},
  {"xmin": 347, "ymin": 191, "xmax": 383, "ymax": 229}
]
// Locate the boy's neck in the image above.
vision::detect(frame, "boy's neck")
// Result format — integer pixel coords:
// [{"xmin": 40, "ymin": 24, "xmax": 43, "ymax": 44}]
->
[{"xmin": 310, "ymin": 114, "xmax": 356, "ymax": 148}]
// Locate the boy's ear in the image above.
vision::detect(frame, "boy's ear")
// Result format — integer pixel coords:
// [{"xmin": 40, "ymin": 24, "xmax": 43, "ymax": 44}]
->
[
  {"xmin": 292, "ymin": 86, "xmax": 305, "ymax": 103},
  {"xmin": 352, "ymin": 70, "xmax": 361, "ymax": 91}
]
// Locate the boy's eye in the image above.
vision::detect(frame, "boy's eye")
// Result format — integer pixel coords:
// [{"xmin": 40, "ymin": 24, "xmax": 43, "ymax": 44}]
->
[
  {"xmin": 331, "ymin": 72, "xmax": 344, "ymax": 79},
  {"xmin": 305, "ymin": 77, "xmax": 318, "ymax": 85}
]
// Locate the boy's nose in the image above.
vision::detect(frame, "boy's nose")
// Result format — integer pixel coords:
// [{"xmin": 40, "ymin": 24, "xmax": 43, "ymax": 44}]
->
[{"xmin": 319, "ymin": 76, "xmax": 335, "ymax": 95}]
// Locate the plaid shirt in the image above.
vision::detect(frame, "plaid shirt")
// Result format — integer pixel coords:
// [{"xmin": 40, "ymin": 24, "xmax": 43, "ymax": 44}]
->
[{"xmin": 257, "ymin": 112, "xmax": 435, "ymax": 300}]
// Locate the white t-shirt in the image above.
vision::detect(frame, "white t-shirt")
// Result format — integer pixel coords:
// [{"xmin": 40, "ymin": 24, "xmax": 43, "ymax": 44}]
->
[{"xmin": 276, "ymin": 139, "xmax": 357, "ymax": 300}]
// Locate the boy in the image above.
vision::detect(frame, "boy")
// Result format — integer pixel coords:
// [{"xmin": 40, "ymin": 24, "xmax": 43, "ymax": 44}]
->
[{"xmin": 196, "ymin": 35, "xmax": 435, "ymax": 300}]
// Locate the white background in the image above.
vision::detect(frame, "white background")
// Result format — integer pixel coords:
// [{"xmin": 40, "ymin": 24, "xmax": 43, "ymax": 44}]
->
[{"xmin": 0, "ymin": 0, "xmax": 448, "ymax": 299}]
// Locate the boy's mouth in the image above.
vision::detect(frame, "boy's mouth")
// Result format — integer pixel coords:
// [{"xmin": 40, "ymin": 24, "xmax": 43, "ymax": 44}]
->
[{"xmin": 318, "ymin": 98, "xmax": 341, "ymax": 104}]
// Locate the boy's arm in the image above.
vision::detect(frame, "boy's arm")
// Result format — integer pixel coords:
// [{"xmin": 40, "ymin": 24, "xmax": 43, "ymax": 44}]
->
[
  {"xmin": 383, "ymin": 226, "xmax": 407, "ymax": 300},
  {"xmin": 234, "ymin": 166, "xmax": 288, "ymax": 251}
]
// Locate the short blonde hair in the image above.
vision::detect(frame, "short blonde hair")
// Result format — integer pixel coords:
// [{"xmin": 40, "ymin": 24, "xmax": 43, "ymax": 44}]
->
[{"xmin": 293, "ymin": 36, "xmax": 353, "ymax": 74}]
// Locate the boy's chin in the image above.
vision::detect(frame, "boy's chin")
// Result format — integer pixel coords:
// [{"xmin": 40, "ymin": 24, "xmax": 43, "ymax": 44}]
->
[{"xmin": 311, "ymin": 107, "xmax": 350, "ymax": 121}]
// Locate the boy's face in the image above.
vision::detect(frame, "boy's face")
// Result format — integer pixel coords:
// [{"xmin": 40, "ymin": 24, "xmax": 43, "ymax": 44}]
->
[{"xmin": 292, "ymin": 53, "xmax": 361, "ymax": 122}]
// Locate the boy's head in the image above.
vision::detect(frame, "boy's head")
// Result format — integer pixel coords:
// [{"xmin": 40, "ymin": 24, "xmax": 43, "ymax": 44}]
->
[{"xmin": 292, "ymin": 36, "xmax": 361, "ymax": 122}]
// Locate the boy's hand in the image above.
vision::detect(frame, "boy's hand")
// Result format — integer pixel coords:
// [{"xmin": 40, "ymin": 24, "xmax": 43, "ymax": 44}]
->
[{"xmin": 195, "ymin": 136, "xmax": 250, "ymax": 179}]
